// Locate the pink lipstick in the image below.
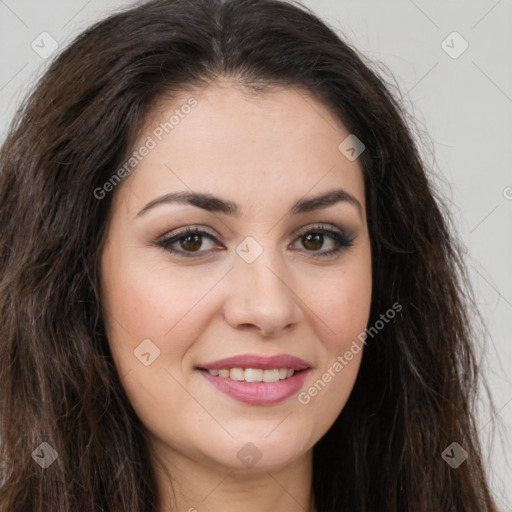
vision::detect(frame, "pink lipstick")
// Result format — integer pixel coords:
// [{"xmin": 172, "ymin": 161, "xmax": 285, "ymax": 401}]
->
[{"xmin": 196, "ymin": 353, "xmax": 312, "ymax": 405}]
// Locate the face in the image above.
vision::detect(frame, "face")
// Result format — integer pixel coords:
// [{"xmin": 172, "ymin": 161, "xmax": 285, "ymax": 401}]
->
[{"xmin": 100, "ymin": 82, "xmax": 372, "ymax": 476}]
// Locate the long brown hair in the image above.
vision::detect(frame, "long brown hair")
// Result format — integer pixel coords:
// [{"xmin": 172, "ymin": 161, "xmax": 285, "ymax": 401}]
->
[{"xmin": 0, "ymin": 0, "xmax": 500, "ymax": 510}]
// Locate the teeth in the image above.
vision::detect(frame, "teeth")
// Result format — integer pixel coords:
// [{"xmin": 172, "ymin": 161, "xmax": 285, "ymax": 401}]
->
[
  {"xmin": 262, "ymin": 369, "xmax": 280, "ymax": 382},
  {"xmin": 207, "ymin": 368, "xmax": 296, "ymax": 382},
  {"xmin": 245, "ymin": 368, "xmax": 263, "ymax": 382},
  {"xmin": 229, "ymin": 368, "xmax": 245, "ymax": 381}
]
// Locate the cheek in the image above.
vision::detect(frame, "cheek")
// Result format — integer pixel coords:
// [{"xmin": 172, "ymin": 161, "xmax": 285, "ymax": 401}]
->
[
  {"xmin": 101, "ymin": 247, "xmax": 207, "ymax": 337},
  {"xmin": 100, "ymin": 254, "xmax": 210, "ymax": 422},
  {"xmin": 100, "ymin": 245, "xmax": 228, "ymax": 381},
  {"xmin": 306, "ymin": 257, "xmax": 372, "ymax": 346},
  {"xmin": 296, "ymin": 255, "xmax": 371, "ymax": 434}
]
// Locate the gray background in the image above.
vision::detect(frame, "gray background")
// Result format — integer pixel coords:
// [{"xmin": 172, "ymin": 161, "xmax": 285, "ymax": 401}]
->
[{"xmin": 1, "ymin": 0, "xmax": 511, "ymax": 508}]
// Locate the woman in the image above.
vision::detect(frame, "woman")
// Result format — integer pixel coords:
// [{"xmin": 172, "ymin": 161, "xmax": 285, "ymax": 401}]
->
[{"xmin": 0, "ymin": 0, "xmax": 501, "ymax": 510}]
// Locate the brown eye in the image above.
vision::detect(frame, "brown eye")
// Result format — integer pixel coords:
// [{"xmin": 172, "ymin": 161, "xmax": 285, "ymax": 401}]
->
[
  {"xmin": 292, "ymin": 225, "xmax": 355, "ymax": 257},
  {"xmin": 156, "ymin": 227, "xmax": 220, "ymax": 257},
  {"xmin": 302, "ymin": 233, "xmax": 324, "ymax": 251},
  {"xmin": 179, "ymin": 234, "xmax": 203, "ymax": 252}
]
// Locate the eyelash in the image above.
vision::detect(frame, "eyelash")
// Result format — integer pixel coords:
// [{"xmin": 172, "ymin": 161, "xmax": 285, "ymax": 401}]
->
[{"xmin": 155, "ymin": 224, "xmax": 355, "ymax": 259}]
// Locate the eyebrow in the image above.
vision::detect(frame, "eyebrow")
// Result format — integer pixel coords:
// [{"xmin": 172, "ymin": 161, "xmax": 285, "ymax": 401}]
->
[{"xmin": 136, "ymin": 188, "xmax": 363, "ymax": 219}]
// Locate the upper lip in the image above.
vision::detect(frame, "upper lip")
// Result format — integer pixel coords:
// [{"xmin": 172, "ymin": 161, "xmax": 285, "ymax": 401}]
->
[{"xmin": 197, "ymin": 353, "xmax": 311, "ymax": 371}]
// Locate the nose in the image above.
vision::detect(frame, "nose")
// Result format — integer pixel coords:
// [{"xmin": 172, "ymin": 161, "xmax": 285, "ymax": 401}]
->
[{"xmin": 223, "ymin": 247, "xmax": 304, "ymax": 338}]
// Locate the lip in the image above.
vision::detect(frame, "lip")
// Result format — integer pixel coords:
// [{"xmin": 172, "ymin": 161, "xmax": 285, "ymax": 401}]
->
[
  {"xmin": 197, "ymin": 353, "xmax": 312, "ymax": 371},
  {"xmin": 198, "ymin": 367, "xmax": 311, "ymax": 405}
]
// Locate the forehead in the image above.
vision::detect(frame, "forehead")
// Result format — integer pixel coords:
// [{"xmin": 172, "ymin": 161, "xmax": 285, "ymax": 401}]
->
[{"xmin": 117, "ymin": 82, "xmax": 366, "ymax": 216}]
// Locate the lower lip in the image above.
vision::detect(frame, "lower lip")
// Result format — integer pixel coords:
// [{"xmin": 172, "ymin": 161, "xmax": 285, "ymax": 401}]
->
[{"xmin": 198, "ymin": 369, "xmax": 311, "ymax": 405}]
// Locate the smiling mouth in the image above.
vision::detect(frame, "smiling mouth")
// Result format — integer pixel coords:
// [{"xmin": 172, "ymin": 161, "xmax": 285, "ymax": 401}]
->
[
  {"xmin": 197, "ymin": 365, "xmax": 312, "ymax": 405},
  {"xmin": 197, "ymin": 367, "xmax": 308, "ymax": 383}
]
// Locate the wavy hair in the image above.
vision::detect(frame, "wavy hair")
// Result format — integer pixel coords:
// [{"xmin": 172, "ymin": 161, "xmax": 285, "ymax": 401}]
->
[{"xmin": 0, "ymin": 0, "xmax": 500, "ymax": 510}]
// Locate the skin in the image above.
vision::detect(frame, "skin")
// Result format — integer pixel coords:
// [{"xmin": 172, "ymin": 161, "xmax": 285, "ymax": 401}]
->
[{"xmin": 100, "ymin": 81, "xmax": 372, "ymax": 512}]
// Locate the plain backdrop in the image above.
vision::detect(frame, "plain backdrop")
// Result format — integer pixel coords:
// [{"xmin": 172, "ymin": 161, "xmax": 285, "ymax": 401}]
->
[{"xmin": 0, "ymin": 0, "xmax": 511, "ymax": 509}]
